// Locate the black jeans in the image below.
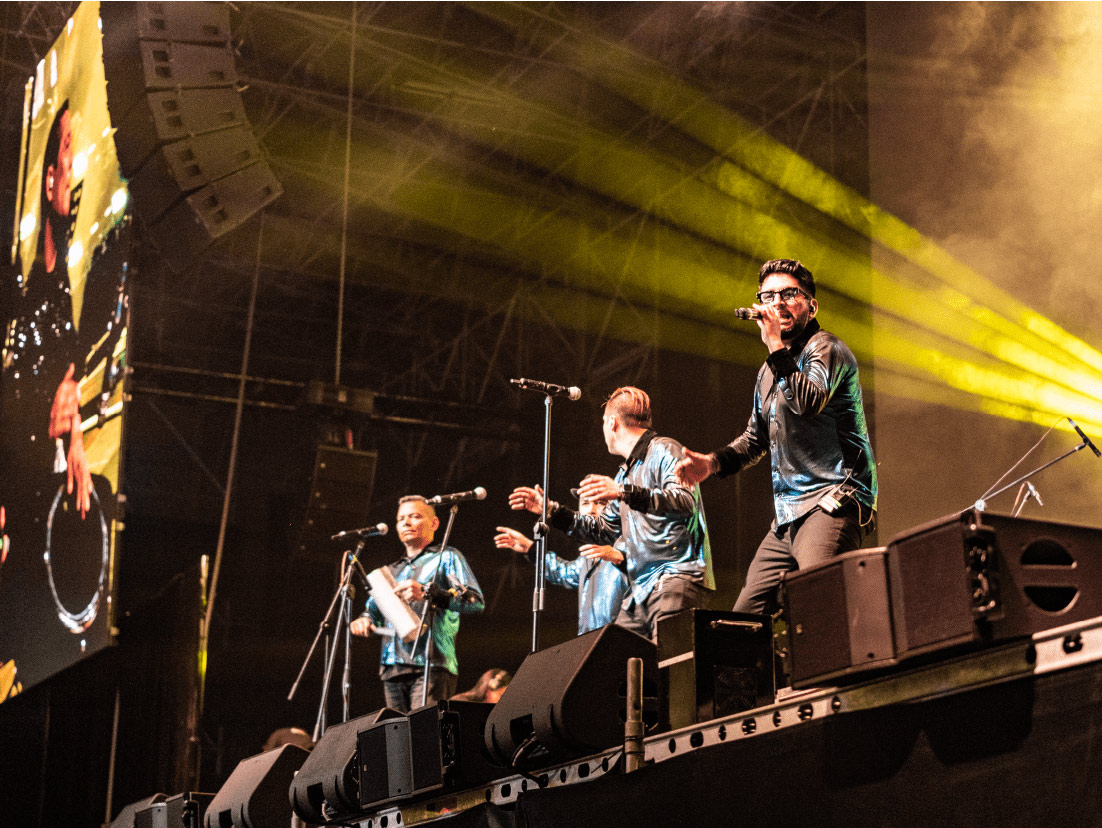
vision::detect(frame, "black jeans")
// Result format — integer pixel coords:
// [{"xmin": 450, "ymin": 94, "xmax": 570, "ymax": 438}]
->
[
  {"xmin": 733, "ymin": 502, "xmax": 875, "ymax": 616},
  {"xmin": 615, "ymin": 573, "xmax": 708, "ymax": 641},
  {"xmin": 382, "ymin": 668, "xmax": 457, "ymax": 713}
]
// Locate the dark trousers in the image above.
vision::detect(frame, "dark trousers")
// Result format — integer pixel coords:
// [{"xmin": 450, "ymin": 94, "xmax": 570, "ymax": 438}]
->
[
  {"xmin": 734, "ymin": 503, "xmax": 874, "ymax": 616},
  {"xmin": 615, "ymin": 573, "xmax": 708, "ymax": 641},
  {"xmin": 382, "ymin": 668, "xmax": 457, "ymax": 713}
]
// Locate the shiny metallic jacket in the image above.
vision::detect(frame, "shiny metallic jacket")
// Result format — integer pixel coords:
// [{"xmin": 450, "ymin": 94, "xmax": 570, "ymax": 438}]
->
[
  {"xmin": 365, "ymin": 544, "xmax": 483, "ymax": 676},
  {"xmin": 539, "ymin": 544, "xmax": 631, "ymax": 634},
  {"xmin": 549, "ymin": 431, "xmax": 715, "ymax": 604},
  {"xmin": 713, "ymin": 319, "xmax": 877, "ymax": 528}
]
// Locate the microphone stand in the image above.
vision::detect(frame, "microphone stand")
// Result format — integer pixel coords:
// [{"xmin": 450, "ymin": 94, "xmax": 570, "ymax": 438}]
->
[
  {"xmin": 973, "ymin": 438, "xmax": 1093, "ymax": 513},
  {"xmin": 409, "ymin": 502, "xmax": 460, "ymax": 710},
  {"xmin": 288, "ymin": 538, "xmax": 370, "ymax": 740},
  {"xmin": 531, "ymin": 393, "xmax": 553, "ymax": 653}
]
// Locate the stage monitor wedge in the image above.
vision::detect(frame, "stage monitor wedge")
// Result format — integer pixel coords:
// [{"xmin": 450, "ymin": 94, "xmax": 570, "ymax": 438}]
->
[
  {"xmin": 358, "ymin": 700, "xmax": 501, "ymax": 810},
  {"xmin": 484, "ymin": 624, "xmax": 658, "ymax": 770},
  {"xmin": 105, "ymin": 794, "xmax": 167, "ymax": 828},
  {"xmin": 289, "ymin": 708, "xmax": 401, "ymax": 826},
  {"xmin": 205, "ymin": 743, "xmax": 309, "ymax": 828}
]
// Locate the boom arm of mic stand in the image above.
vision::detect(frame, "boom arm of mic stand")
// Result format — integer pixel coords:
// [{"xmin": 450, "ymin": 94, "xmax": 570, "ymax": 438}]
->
[{"xmin": 973, "ymin": 443, "xmax": 1085, "ymax": 512}]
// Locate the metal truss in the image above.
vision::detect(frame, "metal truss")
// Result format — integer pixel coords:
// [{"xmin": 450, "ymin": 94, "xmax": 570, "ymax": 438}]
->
[
  {"xmin": 0, "ymin": 0, "xmax": 871, "ymax": 539},
  {"xmin": 35, "ymin": 0, "xmax": 867, "ymax": 569}
]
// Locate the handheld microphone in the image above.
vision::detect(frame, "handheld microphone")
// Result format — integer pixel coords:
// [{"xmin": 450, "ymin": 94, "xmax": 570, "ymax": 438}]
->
[
  {"xmin": 330, "ymin": 523, "xmax": 388, "ymax": 541},
  {"xmin": 427, "ymin": 486, "xmax": 487, "ymax": 506},
  {"xmin": 734, "ymin": 308, "xmax": 762, "ymax": 320},
  {"xmin": 510, "ymin": 377, "xmax": 581, "ymax": 401},
  {"xmin": 1068, "ymin": 417, "xmax": 1101, "ymax": 458}
]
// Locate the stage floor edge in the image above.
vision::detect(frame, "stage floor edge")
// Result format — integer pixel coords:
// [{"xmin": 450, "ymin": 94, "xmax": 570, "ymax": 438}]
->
[{"xmin": 352, "ymin": 613, "xmax": 1102, "ymax": 827}]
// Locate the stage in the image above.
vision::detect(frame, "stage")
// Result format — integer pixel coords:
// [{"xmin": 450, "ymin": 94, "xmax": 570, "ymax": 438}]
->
[{"xmin": 360, "ymin": 615, "xmax": 1102, "ymax": 828}]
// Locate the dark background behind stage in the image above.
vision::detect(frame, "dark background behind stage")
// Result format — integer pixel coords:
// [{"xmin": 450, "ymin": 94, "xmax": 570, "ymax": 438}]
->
[{"xmin": 3, "ymin": 3, "xmax": 1102, "ymax": 826}]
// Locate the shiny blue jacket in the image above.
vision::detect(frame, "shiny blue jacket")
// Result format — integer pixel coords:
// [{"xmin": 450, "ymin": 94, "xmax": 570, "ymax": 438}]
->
[
  {"xmin": 364, "ymin": 544, "xmax": 483, "ymax": 676},
  {"xmin": 538, "ymin": 543, "xmax": 631, "ymax": 634},
  {"xmin": 549, "ymin": 431, "xmax": 715, "ymax": 604},
  {"xmin": 713, "ymin": 320, "xmax": 877, "ymax": 528}
]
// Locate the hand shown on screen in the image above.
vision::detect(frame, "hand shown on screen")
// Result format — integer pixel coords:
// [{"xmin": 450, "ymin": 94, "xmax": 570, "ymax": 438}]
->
[
  {"xmin": 0, "ymin": 505, "xmax": 8, "ymax": 581},
  {"xmin": 49, "ymin": 363, "xmax": 91, "ymax": 518},
  {"xmin": 49, "ymin": 363, "xmax": 80, "ymax": 438},
  {"xmin": 66, "ymin": 431, "xmax": 91, "ymax": 519}
]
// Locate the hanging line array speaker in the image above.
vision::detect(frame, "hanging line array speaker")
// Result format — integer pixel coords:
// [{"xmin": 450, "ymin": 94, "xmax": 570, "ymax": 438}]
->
[{"xmin": 99, "ymin": 2, "xmax": 282, "ymax": 271}]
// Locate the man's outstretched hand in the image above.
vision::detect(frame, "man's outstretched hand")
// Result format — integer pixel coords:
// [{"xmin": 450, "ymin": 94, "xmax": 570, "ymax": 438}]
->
[
  {"xmin": 508, "ymin": 485, "xmax": 545, "ymax": 515},
  {"xmin": 674, "ymin": 449, "xmax": 716, "ymax": 487},
  {"xmin": 494, "ymin": 526, "xmax": 533, "ymax": 554}
]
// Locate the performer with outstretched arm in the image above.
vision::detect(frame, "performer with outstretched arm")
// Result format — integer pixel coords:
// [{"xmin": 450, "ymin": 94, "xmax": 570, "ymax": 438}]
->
[{"xmin": 510, "ymin": 386, "xmax": 713, "ymax": 641}]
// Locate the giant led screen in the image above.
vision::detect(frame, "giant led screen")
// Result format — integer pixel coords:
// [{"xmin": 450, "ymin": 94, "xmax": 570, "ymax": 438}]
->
[{"xmin": 0, "ymin": 1, "xmax": 130, "ymax": 701}]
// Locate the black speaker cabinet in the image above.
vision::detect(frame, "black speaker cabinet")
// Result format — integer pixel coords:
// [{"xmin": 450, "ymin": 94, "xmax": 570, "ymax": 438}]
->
[
  {"xmin": 783, "ymin": 511, "xmax": 1102, "ymax": 689},
  {"xmin": 781, "ymin": 547, "xmax": 897, "ymax": 689},
  {"xmin": 106, "ymin": 795, "xmax": 167, "ymax": 828},
  {"xmin": 289, "ymin": 708, "xmax": 401, "ymax": 825},
  {"xmin": 658, "ymin": 609, "xmax": 775, "ymax": 729},
  {"xmin": 296, "ymin": 446, "xmax": 378, "ymax": 557},
  {"xmin": 358, "ymin": 700, "xmax": 499, "ymax": 809},
  {"xmin": 99, "ymin": 2, "xmax": 281, "ymax": 269},
  {"xmin": 888, "ymin": 509, "xmax": 1102, "ymax": 658},
  {"xmin": 484, "ymin": 624, "xmax": 657, "ymax": 770},
  {"xmin": 136, "ymin": 793, "xmax": 214, "ymax": 828},
  {"xmin": 204, "ymin": 744, "xmax": 309, "ymax": 828}
]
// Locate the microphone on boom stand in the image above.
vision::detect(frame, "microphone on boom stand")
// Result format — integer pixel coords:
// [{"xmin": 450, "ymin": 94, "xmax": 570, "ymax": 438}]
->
[{"xmin": 510, "ymin": 378, "xmax": 581, "ymax": 401}]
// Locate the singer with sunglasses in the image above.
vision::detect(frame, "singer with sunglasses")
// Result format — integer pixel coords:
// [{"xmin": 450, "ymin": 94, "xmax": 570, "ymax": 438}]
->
[{"xmin": 675, "ymin": 259, "xmax": 877, "ymax": 616}]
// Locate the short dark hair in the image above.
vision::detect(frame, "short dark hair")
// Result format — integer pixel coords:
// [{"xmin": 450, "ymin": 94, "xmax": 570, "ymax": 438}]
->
[
  {"xmin": 604, "ymin": 386, "xmax": 653, "ymax": 429},
  {"xmin": 758, "ymin": 259, "xmax": 815, "ymax": 297}
]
